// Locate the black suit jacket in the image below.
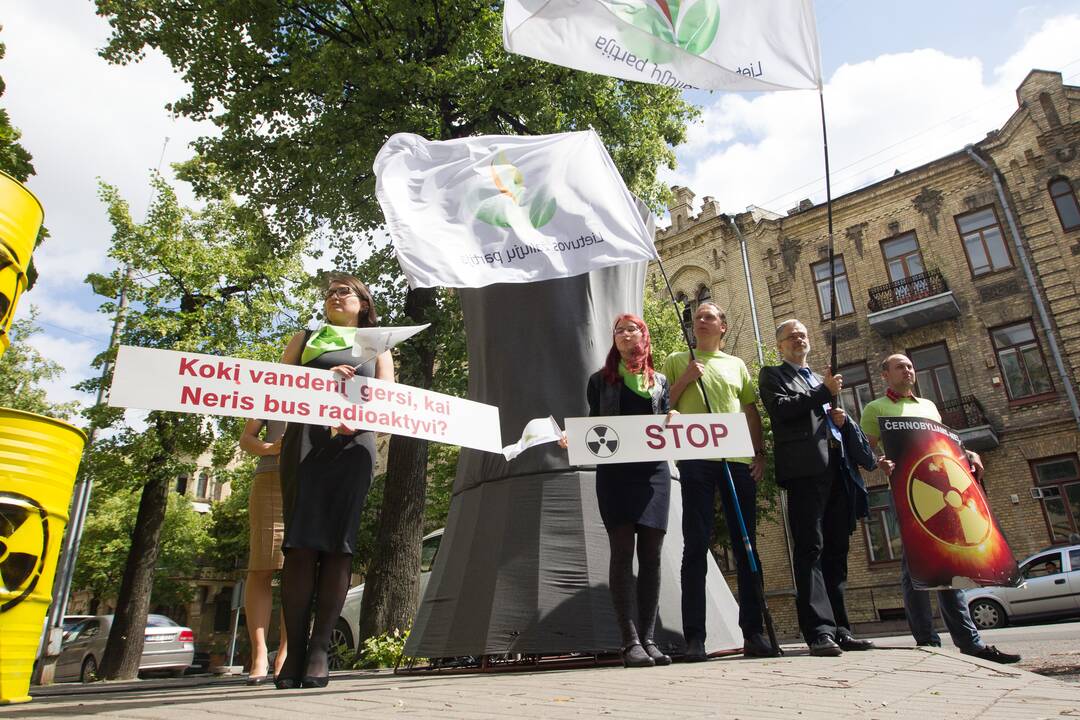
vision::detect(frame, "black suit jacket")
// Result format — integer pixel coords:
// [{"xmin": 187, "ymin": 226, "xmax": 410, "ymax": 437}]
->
[{"xmin": 758, "ymin": 363, "xmax": 875, "ymax": 524}]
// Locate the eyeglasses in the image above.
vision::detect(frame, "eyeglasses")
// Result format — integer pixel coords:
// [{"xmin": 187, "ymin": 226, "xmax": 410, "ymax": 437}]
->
[
  {"xmin": 614, "ymin": 326, "xmax": 642, "ymax": 336},
  {"xmin": 780, "ymin": 331, "xmax": 807, "ymax": 342},
  {"xmin": 324, "ymin": 287, "xmax": 357, "ymax": 300}
]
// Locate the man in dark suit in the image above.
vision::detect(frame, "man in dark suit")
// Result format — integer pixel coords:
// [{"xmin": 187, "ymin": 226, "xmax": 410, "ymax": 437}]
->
[{"xmin": 758, "ymin": 319, "xmax": 876, "ymax": 656}]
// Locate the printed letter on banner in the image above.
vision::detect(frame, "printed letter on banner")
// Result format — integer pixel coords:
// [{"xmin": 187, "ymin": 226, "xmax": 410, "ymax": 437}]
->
[
  {"xmin": 565, "ymin": 413, "xmax": 752, "ymax": 465},
  {"xmin": 108, "ymin": 345, "xmax": 503, "ymax": 453}
]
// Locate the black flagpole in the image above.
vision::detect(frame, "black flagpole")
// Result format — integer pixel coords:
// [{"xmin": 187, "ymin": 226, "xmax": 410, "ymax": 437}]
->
[
  {"xmin": 819, "ymin": 88, "xmax": 839, "ymax": 381},
  {"xmin": 653, "ymin": 256, "xmax": 782, "ymax": 657}
]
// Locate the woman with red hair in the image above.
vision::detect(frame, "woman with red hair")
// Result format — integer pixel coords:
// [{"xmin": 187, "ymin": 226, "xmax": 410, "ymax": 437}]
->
[{"xmin": 587, "ymin": 313, "xmax": 674, "ymax": 667}]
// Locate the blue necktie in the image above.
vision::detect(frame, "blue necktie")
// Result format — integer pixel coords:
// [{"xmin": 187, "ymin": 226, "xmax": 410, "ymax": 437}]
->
[{"xmin": 798, "ymin": 367, "xmax": 843, "ymax": 443}]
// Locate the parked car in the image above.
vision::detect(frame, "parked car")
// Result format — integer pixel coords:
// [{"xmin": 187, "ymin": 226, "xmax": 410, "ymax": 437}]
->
[
  {"xmin": 53, "ymin": 614, "xmax": 195, "ymax": 683},
  {"xmin": 331, "ymin": 528, "xmax": 443, "ymax": 668},
  {"xmin": 965, "ymin": 543, "xmax": 1080, "ymax": 630}
]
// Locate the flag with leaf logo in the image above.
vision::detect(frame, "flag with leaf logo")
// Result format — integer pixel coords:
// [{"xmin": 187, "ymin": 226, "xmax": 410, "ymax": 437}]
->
[
  {"xmin": 504, "ymin": 0, "xmax": 822, "ymax": 91},
  {"xmin": 374, "ymin": 130, "xmax": 657, "ymax": 289}
]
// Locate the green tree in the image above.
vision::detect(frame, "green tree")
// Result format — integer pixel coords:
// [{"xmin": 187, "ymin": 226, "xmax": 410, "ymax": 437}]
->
[
  {"xmin": 0, "ymin": 29, "xmax": 47, "ymax": 288},
  {"xmin": 0, "ymin": 308, "xmax": 79, "ymax": 418},
  {"xmin": 95, "ymin": 0, "xmax": 697, "ymax": 644},
  {"xmin": 83, "ymin": 165, "xmax": 310, "ymax": 680},
  {"xmin": 73, "ymin": 486, "xmax": 212, "ymax": 612}
]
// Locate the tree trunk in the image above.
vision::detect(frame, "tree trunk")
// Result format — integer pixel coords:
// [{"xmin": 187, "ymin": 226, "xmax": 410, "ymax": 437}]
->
[
  {"xmin": 356, "ymin": 287, "xmax": 437, "ymax": 643},
  {"xmin": 99, "ymin": 419, "xmax": 175, "ymax": 680}
]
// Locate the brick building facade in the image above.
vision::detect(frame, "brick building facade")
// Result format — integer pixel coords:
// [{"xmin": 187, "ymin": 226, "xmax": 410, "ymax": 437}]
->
[{"xmin": 653, "ymin": 70, "xmax": 1080, "ymax": 637}]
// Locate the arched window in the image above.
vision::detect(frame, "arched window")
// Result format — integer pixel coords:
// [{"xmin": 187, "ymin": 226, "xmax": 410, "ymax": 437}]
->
[
  {"xmin": 196, "ymin": 472, "xmax": 209, "ymax": 499},
  {"xmin": 1049, "ymin": 178, "xmax": 1080, "ymax": 231},
  {"xmin": 696, "ymin": 285, "xmax": 711, "ymax": 306}
]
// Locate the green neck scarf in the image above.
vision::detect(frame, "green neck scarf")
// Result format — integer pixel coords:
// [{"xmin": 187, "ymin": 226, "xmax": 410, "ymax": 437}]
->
[
  {"xmin": 301, "ymin": 325, "xmax": 357, "ymax": 365},
  {"xmin": 618, "ymin": 360, "xmax": 651, "ymax": 399}
]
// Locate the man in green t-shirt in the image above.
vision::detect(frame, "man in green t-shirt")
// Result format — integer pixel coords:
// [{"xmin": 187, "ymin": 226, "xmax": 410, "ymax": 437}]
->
[
  {"xmin": 661, "ymin": 302, "xmax": 769, "ymax": 661},
  {"xmin": 860, "ymin": 353, "xmax": 1019, "ymax": 664}
]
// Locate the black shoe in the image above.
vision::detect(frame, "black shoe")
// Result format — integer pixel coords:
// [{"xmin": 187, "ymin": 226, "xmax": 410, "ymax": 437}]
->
[
  {"xmin": 968, "ymin": 645, "xmax": 1021, "ymax": 664},
  {"xmin": 836, "ymin": 633, "xmax": 875, "ymax": 651},
  {"xmin": 916, "ymin": 641, "xmax": 942, "ymax": 648},
  {"xmin": 274, "ymin": 675, "xmax": 301, "ymax": 690},
  {"xmin": 642, "ymin": 642, "xmax": 672, "ymax": 666},
  {"xmin": 682, "ymin": 636, "xmax": 708, "ymax": 663},
  {"xmin": 300, "ymin": 675, "xmax": 330, "ymax": 688},
  {"xmin": 808, "ymin": 635, "xmax": 843, "ymax": 657},
  {"xmin": 621, "ymin": 643, "xmax": 655, "ymax": 668},
  {"xmin": 742, "ymin": 633, "xmax": 776, "ymax": 658},
  {"xmin": 246, "ymin": 674, "xmax": 270, "ymax": 686}
]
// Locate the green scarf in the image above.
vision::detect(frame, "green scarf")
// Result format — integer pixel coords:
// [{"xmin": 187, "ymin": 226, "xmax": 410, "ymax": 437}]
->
[
  {"xmin": 618, "ymin": 360, "xmax": 651, "ymax": 399},
  {"xmin": 301, "ymin": 325, "xmax": 358, "ymax": 365}
]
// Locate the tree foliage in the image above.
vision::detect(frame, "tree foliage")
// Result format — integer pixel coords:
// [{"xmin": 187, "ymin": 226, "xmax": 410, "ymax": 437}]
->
[
  {"xmin": 94, "ymin": 0, "xmax": 698, "ymax": 642},
  {"xmin": 82, "ymin": 164, "xmax": 311, "ymax": 679},
  {"xmin": 0, "ymin": 308, "xmax": 79, "ymax": 418}
]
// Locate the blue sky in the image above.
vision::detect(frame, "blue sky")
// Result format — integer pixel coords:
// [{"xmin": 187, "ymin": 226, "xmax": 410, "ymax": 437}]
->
[{"xmin": 3, "ymin": 0, "xmax": 1080, "ymax": 417}]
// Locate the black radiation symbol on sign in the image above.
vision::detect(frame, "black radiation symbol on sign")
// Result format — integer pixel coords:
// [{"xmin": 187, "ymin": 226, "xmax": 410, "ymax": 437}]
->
[
  {"xmin": 0, "ymin": 492, "xmax": 50, "ymax": 613},
  {"xmin": 585, "ymin": 425, "xmax": 620, "ymax": 458}
]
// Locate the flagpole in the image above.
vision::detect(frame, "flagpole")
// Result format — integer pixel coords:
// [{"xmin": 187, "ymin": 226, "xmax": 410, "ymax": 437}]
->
[
  {"xmin": 653, "ymin": 255, "xmax": 782, "ymax": 657},
  {"xmin": 818, "ymin": 88, "xmax": 840, "ymax": 394}
]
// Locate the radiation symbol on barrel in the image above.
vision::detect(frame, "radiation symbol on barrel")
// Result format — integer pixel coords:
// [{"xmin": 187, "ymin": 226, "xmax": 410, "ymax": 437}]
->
[
  {"xmin": 906, "ymin": 453, "xmax": 991, "ymax": 547},
  {"xmin": 585, "ymin": 425, "xmax": 620, "ymax": 458},
  {"xmin": 0, "ymin": 491, "xmax": 50, "ymax": 613}
]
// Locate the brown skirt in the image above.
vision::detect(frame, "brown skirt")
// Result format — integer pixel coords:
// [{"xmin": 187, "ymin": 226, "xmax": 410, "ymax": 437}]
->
[{"xmin": 248, "ymin": 470, "xmax": 285, "ymax": 571}]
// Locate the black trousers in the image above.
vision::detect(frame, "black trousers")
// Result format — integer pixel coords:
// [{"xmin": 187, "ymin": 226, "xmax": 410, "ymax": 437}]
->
[
  {"xmin": 679, "ymin": 460, "xmax": 763, "ymax": 642},
  {"xmin": 784, "ymin": 459, "xmax": 852, "ymax": 643}
]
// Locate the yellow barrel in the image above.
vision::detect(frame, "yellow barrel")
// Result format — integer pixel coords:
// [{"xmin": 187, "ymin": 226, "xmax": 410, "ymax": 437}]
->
[
  {"xmin": 0, "ymin": 170, "xmax": 44, "ymax": 356},
  {"xmin": 0, "ymin": 408, "xmax": 86, "ymax": 704}
]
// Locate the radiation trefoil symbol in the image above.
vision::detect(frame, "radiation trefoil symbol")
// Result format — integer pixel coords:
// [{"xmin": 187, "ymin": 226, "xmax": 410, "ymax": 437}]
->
[
  {"xmin": 0, "ymin": 491, "xmax": 50, "ymax": 613},
  {"xmin": 585, "ymin": 425, "xmax": 620, "ymax": 458},
  {"xmin": 906, "ymin": 453, "xmax": 992, "ymax": 547}
]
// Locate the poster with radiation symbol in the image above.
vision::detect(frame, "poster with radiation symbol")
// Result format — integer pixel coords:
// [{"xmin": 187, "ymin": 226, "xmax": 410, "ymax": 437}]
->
[{"xmin": 880, "ymin": 417, "xmax": 1022, "ymax": 589}]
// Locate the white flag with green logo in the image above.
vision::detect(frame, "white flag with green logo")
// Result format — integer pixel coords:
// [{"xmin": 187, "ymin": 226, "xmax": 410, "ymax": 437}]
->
[
  {"xmin": 374, "ymin": 130, "xmax": 657, "ymax": 289},
  {"xmin": 504, "ymin": 0, "xmax": 822, "ymax": 92}
]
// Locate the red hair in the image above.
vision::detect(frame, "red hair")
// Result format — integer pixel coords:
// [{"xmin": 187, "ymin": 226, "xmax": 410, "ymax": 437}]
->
[{"xmin": 601, "ymin": 314, "xmax": 656, "ymax": 388}]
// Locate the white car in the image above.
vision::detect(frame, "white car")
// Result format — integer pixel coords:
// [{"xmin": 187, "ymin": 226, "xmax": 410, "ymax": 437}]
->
[
  {"xmin": 965, "ymin": 543, "xmax": 1080, "ymax": 630},
  {"xmin": 331, "ymin": 528, "xmax": 443, "ymax": 668},
  {"xmin": 54, "ymin": 614, "xmax": 196, "ymax": 682}
]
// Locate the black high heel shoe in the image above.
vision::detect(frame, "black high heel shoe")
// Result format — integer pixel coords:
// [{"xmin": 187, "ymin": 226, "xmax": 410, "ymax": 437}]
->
[
  {"xmin": 274, "ymin": 675, "xmax": 302, "ymax": 690},
  {"xmin": 300, "ymin": 675, "xmax": 329, "ymax": 689},
  {"xmin": 621, "ymin": 643, "xmax": 655, "ymax": 668},
  {"xmin": 642, "ymin": 642, "xmax": 672, "ymax": 666}
]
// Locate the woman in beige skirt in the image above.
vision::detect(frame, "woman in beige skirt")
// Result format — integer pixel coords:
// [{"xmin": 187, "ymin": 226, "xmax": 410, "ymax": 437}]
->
[{"xmin": 239, "ymin": 418, "xmax": 288, "ymax": 684}]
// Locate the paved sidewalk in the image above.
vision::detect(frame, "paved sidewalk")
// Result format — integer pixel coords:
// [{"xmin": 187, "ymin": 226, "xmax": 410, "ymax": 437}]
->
[{"xmin": 14, "ymin": 644, "xmax": 1080, "ymax": 719}]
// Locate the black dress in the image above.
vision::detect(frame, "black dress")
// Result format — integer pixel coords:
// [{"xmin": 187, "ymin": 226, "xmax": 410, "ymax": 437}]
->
[
  {"xmin": 595, "ymin": 383, "xmax": 671, "ymax": 531},
  {"xmin": 279, "ymin": 343, "xmax": 377, "ymax": 554}
]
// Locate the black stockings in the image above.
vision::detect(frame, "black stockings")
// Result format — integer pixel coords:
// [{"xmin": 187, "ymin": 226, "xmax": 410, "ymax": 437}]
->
[
  {"xmin": 278, "ymin": 549, "xmax": 353, "ymax": 680},
  {"xmin": 608, "ymin": 524, "xmax": 665, "ymax": 648}
]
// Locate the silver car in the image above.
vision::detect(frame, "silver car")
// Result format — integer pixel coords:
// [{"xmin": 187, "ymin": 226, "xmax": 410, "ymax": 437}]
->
[
  {"xmin": 54, "ymin": 614, "xmax": 195, "ymax": 682},
  {"xmin": 331, "ymin": 528, "xmax": 443, "ymax": 667},
  {"xmin": 965, "ymin": 543, "xmax": 1080, "ymax": 630}
]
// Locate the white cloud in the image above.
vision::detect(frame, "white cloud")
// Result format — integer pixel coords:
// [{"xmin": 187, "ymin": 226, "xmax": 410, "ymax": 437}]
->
[{"xmin": 670, "ymin": 13, "xmax": 1080, "ymax": 218}]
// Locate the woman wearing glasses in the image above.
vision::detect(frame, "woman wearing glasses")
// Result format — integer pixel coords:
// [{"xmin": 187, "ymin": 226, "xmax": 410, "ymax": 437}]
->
[
  {"xmin": 273, "ymin": 273, "xmax": 393, "ymax": 689},
  {"xmin": 580, "ymin": 314, "xmax": 674, "ymax": 668}
]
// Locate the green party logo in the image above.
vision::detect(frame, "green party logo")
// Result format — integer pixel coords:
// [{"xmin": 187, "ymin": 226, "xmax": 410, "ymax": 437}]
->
[
  {"xmin": 467, "ymin": 151, "xmax": 557, "ymax": 229},
  {"xmin": 602, "ymin": 0, "xmax": 721, "ymax": 58}
]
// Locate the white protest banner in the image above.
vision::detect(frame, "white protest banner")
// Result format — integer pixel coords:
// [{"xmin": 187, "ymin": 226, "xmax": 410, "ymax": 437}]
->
[
  {"xmin": 502, "ymin": 416, "xmax": 563, "ymax": 461},
  {"xmin": 504, "ymin": 0, "xmax": 821, "ymax": 92},
  {"xmin": 352, "ymin": 324, "xmax": 430, "ymax": 366},
  {"xmin": 565, "ymin": 412, "xmax": 752, "ymax": 465},
  {"xmin": 108, "ymin": 345, "xmax": 503, "ymax": 453},
  {"xmin": 374, "ymin": 130, "xmax": 657, "ymax": 289}
]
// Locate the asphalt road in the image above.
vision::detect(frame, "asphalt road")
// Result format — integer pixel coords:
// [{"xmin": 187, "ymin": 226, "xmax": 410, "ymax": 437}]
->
[{"xmin": 872, "ymin": 618, "xmax": 1080, "ymax": 683}]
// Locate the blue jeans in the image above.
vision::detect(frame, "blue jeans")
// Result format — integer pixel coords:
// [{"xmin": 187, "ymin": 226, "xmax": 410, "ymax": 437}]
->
[
  {"xmin": 678, "ymin": 460, "xmax": 763, "ymax": 642},
  {"xmin": 900, "ymin": 554, "xmax": 983, "ymax": 652}
]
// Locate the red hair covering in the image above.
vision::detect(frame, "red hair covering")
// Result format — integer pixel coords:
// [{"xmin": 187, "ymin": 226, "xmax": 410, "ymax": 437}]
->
[{"xmin": 601, "ymin": 313, "xmax": 656, "ymax": 388}]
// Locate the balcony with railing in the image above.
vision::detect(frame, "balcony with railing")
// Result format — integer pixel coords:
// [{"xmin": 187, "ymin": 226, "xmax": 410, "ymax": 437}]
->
[
  {"xmin": 939, "ymin": 395, "xmax": 999, "ymax": 451},
  {"xmin": 866, "ymin": 269, "xmax": 960, "ymax": 335}
]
